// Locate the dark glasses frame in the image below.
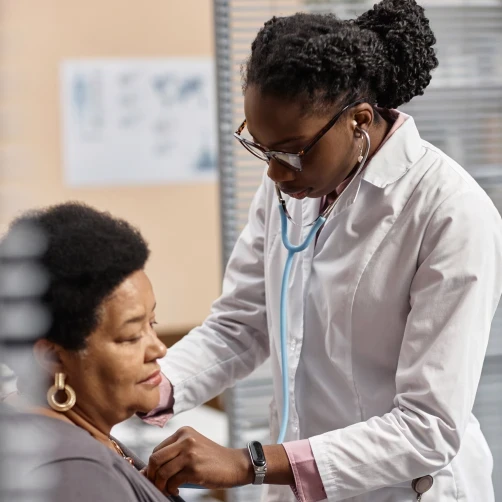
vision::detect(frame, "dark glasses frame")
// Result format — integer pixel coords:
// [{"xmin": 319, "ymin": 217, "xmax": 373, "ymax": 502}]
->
[{"xmin": 233, "ymin": 99, "xmax": 366, "ymax": 172}]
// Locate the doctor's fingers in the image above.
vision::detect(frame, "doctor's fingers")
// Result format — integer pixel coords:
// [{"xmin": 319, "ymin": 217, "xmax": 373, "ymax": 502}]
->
[
  {"xmin": 154, "ymin": 455, "xmax": 188, "ymax": 495},
  {"xmin": 147, "ymin": 439, "xmax": 183, "ymax": 481},
  {"xmin": 152, "ymin": 429, "xmax": 182, "ymax": 454}
]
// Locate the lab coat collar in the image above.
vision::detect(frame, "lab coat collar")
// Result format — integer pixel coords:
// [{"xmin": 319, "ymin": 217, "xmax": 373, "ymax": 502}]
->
[
  {"xmin": 304, "ymin": 112, "xmax": 423, "ymax": 222},
  {"xmin": 362, "ymin": 113, "xmax": 423, "ymax": 188}
]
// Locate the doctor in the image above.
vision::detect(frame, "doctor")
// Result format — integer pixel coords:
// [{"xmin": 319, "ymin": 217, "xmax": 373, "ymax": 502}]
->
[{"xmin": 145, "ymin": 0, "xmax": 502, "ymax": 500}]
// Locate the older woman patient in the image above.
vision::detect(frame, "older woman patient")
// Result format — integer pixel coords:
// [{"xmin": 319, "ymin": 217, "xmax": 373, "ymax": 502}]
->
[{"xmin": 1, "ymin": 202, "xmax": 183, "ymax": 502}]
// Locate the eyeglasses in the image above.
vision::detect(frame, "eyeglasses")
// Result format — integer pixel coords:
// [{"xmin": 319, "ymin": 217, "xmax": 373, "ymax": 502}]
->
[{"xmin": 233, "ymin": 99, "xmax": 365, "ymax": 172}]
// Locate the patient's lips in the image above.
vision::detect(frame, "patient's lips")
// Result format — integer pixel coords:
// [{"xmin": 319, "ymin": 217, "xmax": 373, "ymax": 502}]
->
[{"xmin": 138, "ymin": 369, "xmax": 162, "ymax": 387}]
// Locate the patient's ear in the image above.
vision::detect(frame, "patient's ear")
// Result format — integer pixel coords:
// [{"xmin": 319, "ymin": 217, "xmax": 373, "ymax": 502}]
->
[{"xmin": 33, "ymin": 338, "xmax": 65, "ymax": 376}]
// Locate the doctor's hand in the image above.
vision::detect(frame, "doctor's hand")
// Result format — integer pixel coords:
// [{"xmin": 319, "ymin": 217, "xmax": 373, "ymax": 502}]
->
[
  {"xmin": 146, "ymin": 426, "xmax": 251, "ymax": 495},
  {"xmin": 146, "ymin": 426, "xmax": 294, "ymax": 496}
]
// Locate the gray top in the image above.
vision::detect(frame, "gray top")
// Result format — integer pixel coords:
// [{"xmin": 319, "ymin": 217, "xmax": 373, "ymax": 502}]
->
[{"xmin": 0, "ymin": 403, "xmax": 184, "ymax": 502}]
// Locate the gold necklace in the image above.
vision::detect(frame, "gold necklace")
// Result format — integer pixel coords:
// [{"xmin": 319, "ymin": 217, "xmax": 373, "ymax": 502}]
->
[{"xmin": 109, "ymin": 438, "xmax": 135, "ymax": 466}]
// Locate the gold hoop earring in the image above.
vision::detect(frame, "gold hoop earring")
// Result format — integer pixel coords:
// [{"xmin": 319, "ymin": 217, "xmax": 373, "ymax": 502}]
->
[{"xmin": 47, "ymin": 373, "xmax": 76, "ymax": 412}]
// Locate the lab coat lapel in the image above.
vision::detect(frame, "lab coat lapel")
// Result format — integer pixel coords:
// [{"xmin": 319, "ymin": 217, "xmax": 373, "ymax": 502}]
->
[{"xmin": 314, "ymin": 177, "xmax": 362, "ymax": 252}]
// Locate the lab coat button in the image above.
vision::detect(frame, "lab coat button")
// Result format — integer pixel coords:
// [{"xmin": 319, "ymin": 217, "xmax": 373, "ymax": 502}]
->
[{"xmin": 412, "ymin": 476, "xmax": 433, "ymax": 494}]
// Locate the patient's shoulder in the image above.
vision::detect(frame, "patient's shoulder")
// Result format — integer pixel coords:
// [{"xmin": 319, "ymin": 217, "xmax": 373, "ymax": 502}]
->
[
  {"xmin": 1, "ymin": 408, "xmax": 135, "ymax": 500},
  {"xmin": 35, "ymin": 458, "xmax": 138, "ymax": 501},
  {"xmin": 1, "ymin": 407, "xmax": 179, "ymax": 502},
  {"xmin": 16, "ymin": 410, "xmax": 118, "ymax": 465}
]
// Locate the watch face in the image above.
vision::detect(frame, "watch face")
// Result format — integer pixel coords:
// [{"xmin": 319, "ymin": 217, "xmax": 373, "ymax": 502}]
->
[{"xmin": 249, "ymin": 441, "xmax": 266, "ymax": 467}]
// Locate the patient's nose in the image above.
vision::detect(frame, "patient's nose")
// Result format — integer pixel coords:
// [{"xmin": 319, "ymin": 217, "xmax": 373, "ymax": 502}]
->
[{"xmin": 146, "ymin": 333, "xmax": 167, "ymax": 361}]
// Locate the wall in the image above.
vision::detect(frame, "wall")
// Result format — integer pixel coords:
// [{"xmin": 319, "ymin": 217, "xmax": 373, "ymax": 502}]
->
[{"xmin": 0, "ymin": 0, "xmax": 221, "ymax": 333}]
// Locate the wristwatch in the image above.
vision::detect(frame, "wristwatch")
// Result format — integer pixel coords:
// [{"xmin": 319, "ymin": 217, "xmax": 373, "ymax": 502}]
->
[{"xmin": 247, "ymin": 441, "xmax": 267, "ymax": 485}]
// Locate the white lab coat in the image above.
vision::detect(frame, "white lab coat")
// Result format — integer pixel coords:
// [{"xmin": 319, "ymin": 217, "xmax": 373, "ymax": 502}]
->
[{"xmin": 160, "ymin": 115, "xmax": 502, "ymax": 501}]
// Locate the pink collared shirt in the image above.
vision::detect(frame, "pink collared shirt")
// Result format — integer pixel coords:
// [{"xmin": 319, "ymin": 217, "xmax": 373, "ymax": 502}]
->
[{"xmin": 142, "ymin": 111, "xmax": 408, "ymax": 502}]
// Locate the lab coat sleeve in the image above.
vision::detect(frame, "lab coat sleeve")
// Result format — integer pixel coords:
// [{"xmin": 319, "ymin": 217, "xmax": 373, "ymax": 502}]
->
[
  {"xmin": 158, "ymin": 177, "xmax": 270, "ymax": 415},
  {"xmin": 309, "ymin": 189, "xmax": 502, "ymax": 501}
]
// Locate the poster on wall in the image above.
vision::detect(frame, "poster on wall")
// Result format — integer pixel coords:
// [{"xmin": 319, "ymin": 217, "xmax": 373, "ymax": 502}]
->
[{"xmin": 60, "ymin": 58, "xmax": 218, "ymax": 187}]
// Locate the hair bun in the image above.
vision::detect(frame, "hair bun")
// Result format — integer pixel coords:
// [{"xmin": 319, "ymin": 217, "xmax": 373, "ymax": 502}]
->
[{"xmin": 355, "ymin": 0, "xmax": 438, "ymax": 108}]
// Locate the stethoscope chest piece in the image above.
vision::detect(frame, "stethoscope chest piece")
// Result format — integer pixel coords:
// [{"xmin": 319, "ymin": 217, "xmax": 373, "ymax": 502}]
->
[{"xmin": 412, "ymin": 475, "xmax": 433, "ymax": 500}]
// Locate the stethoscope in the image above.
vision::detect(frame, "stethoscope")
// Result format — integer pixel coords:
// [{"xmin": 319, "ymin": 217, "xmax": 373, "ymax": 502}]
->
[
  {"xmin": 275, "ymin": 127, "xmax": 371, "ymax": 443},
  {"xmin": 182, "ymin": 128, "xmax": 370, "ymax": 490}
]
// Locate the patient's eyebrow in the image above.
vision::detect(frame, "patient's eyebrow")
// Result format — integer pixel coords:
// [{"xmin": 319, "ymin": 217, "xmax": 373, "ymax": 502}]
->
[
  {"xmin": 121, "ymin": 312, "xmax": 146, "ymax": 328},
  {"xmin": 120, "ymin": 302, "xmax": 156, "ymax": 328}
]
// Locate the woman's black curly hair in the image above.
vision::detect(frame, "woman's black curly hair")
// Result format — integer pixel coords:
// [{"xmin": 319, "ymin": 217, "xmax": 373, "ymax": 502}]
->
[
  {"xmin": 243, "ymin": 0, "xmax": 438, "ymax": 111},
  {"xmin": 4, "ymin": 202, "xmax": 150, "ymax": 351}
]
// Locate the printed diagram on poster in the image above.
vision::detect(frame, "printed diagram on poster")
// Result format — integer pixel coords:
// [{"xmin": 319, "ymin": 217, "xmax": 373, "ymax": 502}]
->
[{"xmin": 61, "ymin": 59, "xmax": 218, "ymax": 187}]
